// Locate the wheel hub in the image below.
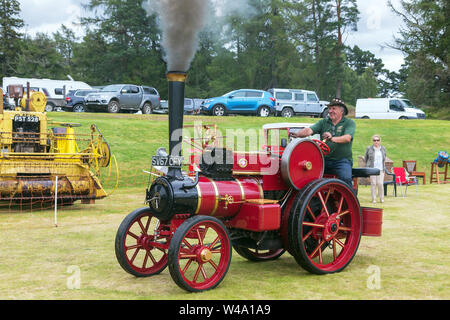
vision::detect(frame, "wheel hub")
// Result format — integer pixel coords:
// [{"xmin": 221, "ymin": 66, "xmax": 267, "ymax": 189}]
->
[
  {"xmin": 331, "ymin": 223, "xmax": 338, "ymax": 232},
  {"xmin": 138, "ymin": 234, "xmax": 154, "ymax": 251},
  {"xmin": 322, "ymin": 213, "xmax": 341, "ymax": 241},
  {"xmin": 199, "ymin": 247, "xmax": 213, "ymax": 263}
]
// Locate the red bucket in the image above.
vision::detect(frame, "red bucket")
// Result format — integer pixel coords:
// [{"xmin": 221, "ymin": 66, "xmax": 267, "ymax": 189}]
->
[{"xmin": 362, "ymin": 207, "xmax": 383, "ymax": 237}]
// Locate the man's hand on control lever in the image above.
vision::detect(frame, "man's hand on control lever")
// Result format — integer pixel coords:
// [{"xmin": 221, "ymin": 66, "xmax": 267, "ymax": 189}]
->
[{"xmin": 322, "ymin": 132, "xmax": 332, "ymax": 141}]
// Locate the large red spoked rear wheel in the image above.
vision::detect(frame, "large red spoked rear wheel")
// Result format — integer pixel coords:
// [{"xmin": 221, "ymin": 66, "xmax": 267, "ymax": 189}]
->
[
  {"xmin": 168, "ymin": 216, "xmax": 232, "ymax": 292},
  {"xmin": 290, "ymin": 179, "xmax": 362, "ymax": 274},
  {"xmin": 115, "ymin": 207, "xmax": 168, "ymax": 277},
  {"xmin": 233, "ymin": 246, "xmax": 285, "ymax": 262}
]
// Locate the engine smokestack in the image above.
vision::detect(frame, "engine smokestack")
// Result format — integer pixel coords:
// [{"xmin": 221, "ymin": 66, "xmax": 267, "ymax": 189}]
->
[{"xmin": 166, "ymin": 71, "xmax": 187, "ymax": 179}]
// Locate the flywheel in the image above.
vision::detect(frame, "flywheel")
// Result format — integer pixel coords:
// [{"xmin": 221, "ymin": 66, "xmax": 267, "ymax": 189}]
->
[
  {"xmin": 20, "ymin": 91, "xmax": 47, "ymax": 112},
  {"xmin": 280, "ymin": 138, "xmax": 324, "ymax": 190},
  {"xmin": 98, "ymin": 140, "xmax": 111, "ymax": 167}
]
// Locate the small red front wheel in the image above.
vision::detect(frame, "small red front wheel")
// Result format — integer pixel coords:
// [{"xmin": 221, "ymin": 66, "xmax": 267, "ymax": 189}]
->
[
  {"xmin": 312, "ymin": 139, "xmax": 331, "ymax": 156},
  {"xmin": 115, "ymin": 207, "xmax": 168, "ymax": 277},
  {"xmin": 168, "ymin": 216, "xmax": 232, "ymax": 292}
]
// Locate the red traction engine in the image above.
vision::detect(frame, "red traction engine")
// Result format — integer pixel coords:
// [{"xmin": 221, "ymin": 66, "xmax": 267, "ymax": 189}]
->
[{"xmin": 115, "ymin": 72, "xmax": 383, "ymax": 292}]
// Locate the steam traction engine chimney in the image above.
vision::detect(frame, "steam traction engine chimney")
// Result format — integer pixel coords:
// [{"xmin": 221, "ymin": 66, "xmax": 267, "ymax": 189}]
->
[{"xmin": 167, "ymin": 71, "xmax": 187, "ymax": 179}]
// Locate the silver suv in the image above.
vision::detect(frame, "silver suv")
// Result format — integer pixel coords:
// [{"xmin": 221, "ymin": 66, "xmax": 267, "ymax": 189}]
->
[
  {"xmin": 84, "ymin": 84, "xmax": 160, "ymax": 113},
  {"xmin": 268, "ymin": 88, "xmax": 328, "ymax": 118}
]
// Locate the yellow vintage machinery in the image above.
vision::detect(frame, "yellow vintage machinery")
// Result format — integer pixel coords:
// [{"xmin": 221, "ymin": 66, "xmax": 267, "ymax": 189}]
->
[{"xmin": 0, "ymin": 85, "xmax": 114, "ymax": 205}]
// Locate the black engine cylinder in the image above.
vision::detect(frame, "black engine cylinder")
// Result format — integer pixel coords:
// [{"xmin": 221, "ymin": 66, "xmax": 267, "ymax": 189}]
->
[{"xmin": 146, "ymin": 176, "xmax": 198, "ymax": 221}]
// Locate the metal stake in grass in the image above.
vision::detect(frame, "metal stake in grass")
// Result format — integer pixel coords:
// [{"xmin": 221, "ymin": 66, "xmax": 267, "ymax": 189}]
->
[{"xmin": 54, "ymin": 176, "xmax": 58, "ymax": 227}]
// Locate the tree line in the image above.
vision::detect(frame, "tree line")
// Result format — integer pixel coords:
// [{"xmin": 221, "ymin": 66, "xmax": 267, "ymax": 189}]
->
[{"xmin": 0, "ymin": 0, "xmax": 448, "ymax": 110}]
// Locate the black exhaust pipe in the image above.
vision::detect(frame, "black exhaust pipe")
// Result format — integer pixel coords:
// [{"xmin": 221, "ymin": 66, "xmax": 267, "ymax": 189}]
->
[{"xmin": 166, "ymin": 71, "xmax": 187, "ymax": 179}]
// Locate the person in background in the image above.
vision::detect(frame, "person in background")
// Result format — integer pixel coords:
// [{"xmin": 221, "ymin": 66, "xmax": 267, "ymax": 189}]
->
[{"xmin": 364, "ymin": 134, "xmax": 386, "ymax": 203}]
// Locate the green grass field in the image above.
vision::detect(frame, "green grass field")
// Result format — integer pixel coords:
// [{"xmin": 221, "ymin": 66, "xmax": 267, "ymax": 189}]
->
[{"xmin": 0, "ymin": 112, "xmax": 449, "ymax": 300}]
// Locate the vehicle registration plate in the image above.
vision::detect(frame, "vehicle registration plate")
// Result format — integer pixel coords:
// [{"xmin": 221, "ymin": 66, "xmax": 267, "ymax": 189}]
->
[
  {"xmin": 152, "ymin": 155, "xmax": 183, "ymax": 167},
  {"xmin": 13, "ymin": 115, "xmax": 39, "ymax": 123}
]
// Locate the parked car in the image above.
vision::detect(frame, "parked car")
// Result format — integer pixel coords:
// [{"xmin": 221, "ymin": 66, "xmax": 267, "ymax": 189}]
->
[
  {"xmin": 65, "ymin": 89, "xmax": 99, "ymax": 112},
  {"xmin": 355, "ymin": 98, "xmax": 426, "ymax": 119},
  {"xmin": 154, "ymin": 99, "xmax": 168, "ymax": 114},
  {"xmin": 201, "ymin": 89, "xmax": 276, "ymax": 117},
  {"xmin": 193, "ymin": 99, "xmax": 204, "ymax": 113},
  {"xmin": 84, "ymin": 84, "xmax": 160, "ymax": 113},
  {"xmin": 184, "ymin": 98, "xmax": 195, "ymax": 114},
  {"xmin": 267, "ymin": 88, "xmax": 328, "ymax": 118},
  {"xmin": 153, "ymin": 98, "xmax": 200, "ymax": 115},
  {"xmin": 185, "ymin": 98, "xmax": 204, "ymax": 114}
]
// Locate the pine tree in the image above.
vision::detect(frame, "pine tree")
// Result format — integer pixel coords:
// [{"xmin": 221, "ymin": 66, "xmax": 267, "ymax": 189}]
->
[
  {"xmin": 0, "ymin": 0, "xmax": 24, "ymax": 78},
  {"xmin": 80, "ymin": 0, "xmax": 163, "ymax": 85},
  {"xmin": 389, "ymin": 0, "xmax": 449, "ymax": 109},
  {"xmin": 53, "ymin": 25, "xmax": 78, "ymax": 74},
  {"xmin": 15, "ymin": 33, "xmax": 66, "ymax": 79},
  {"xmin": 331, "ymin": 0, "xmax": 359, "ymax": 98}
]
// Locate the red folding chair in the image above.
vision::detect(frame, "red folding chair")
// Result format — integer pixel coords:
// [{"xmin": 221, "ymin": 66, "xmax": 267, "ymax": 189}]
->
[{"xmin": 393, "ymin": 167, "xmax": 418, "ymax": 197}]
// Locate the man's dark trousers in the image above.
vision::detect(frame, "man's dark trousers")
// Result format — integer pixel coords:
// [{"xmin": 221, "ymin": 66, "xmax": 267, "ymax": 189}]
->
[{"xmin": 324, "ymin": 158, "xmax": 353, "ymax": 188}]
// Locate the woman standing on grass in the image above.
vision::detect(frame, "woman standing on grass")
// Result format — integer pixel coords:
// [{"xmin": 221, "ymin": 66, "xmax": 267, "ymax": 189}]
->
[{"xmin": 364, "ymin": 134, "xmax": 387, "ymax": 203}]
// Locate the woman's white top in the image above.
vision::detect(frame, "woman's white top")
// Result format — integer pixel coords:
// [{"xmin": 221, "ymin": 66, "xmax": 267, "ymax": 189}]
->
[{"xmin": 373, "ymin": 146, "xmax": 383, "ymax": 171}]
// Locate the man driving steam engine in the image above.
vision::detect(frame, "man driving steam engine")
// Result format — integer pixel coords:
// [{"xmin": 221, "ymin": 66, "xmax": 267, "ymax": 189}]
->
[{"xmin": 291, "ymin": 98, "xmax": 355, "ymax": 188}]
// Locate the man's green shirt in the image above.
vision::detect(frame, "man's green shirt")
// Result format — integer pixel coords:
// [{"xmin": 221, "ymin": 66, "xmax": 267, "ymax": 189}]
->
[{"xmin": 310, "ymin": 117, "xmax": 355, "ymax": 161}]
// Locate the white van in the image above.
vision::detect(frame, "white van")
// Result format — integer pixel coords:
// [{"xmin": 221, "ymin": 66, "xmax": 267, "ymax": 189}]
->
[
  {"xmin": 355, "ymin": 98, "xmax": 426, "ymax": 119},
  {"xmin": 2, "ymin": 76, "xmax": 92, "ymax": 111}
]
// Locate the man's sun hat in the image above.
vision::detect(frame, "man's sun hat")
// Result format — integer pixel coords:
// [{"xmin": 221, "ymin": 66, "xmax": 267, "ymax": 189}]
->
[{"xmin": 328, "ymin": 98, "xmax": 348, "ymax": 115}]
